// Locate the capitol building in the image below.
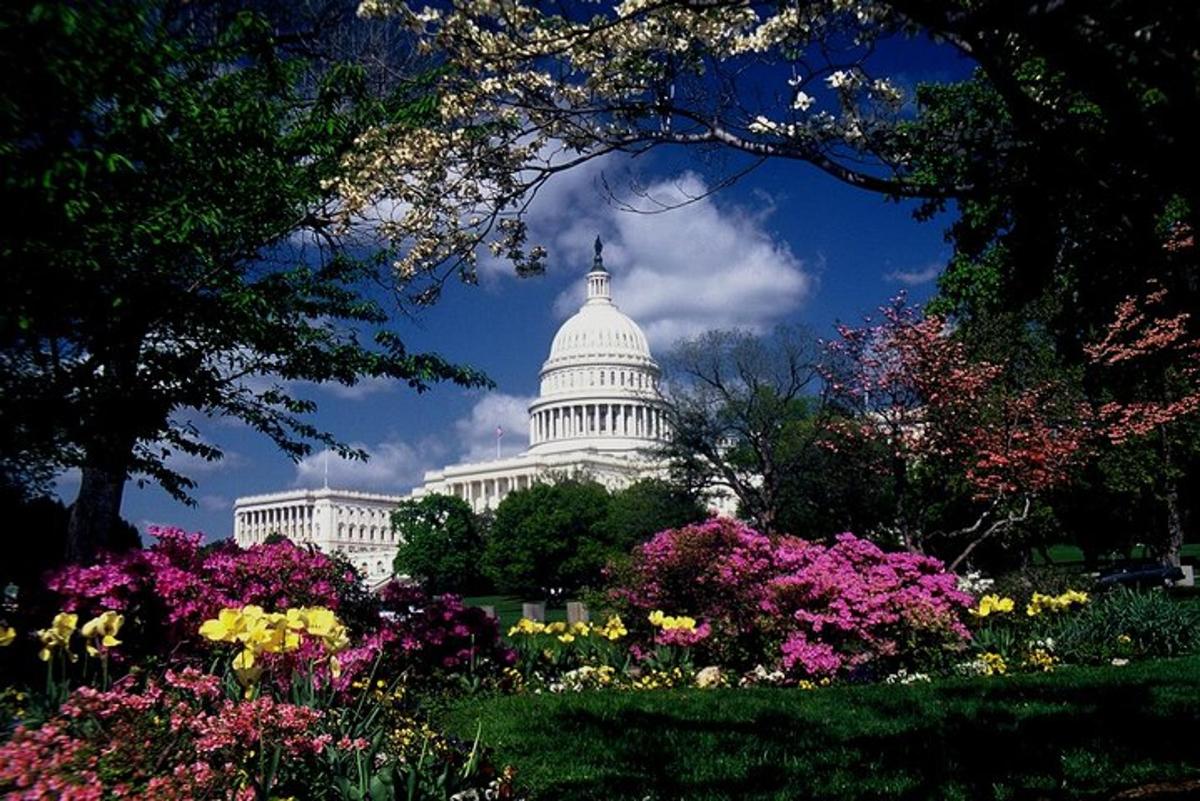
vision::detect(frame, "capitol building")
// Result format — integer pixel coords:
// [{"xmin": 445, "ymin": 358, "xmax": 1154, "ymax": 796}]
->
[{"xmin": 234, "ymin": 240, "xmax": 671, "ymax": 585}]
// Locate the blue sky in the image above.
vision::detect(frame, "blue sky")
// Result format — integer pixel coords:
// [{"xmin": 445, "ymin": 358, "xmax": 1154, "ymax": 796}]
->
[{"xmin": 55, "ymin": 33, "xmax": 976, "ymax": 541}]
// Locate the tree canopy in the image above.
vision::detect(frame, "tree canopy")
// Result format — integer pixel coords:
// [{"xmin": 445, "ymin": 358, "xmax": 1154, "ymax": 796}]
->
[
  {"xmin": 0, "ymin": 0, "xmax": 488, "ymax": 561},
  {"xmin": 482, "ymin": 480, "xmax": 613, "ymax": 597},
  {"xmin": 660, "ymin": 327, "xmax": 822, "ymax": 534},
  {"xmin": 391, "ymin": 494, "xmax": 487, "ymax": 594}
]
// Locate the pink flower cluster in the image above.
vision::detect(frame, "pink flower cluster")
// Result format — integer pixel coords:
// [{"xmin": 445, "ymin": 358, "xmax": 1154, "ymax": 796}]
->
[
  {"xmin": 612, "ymin": 518, "xmax": 973, "ymax": 679},
  {"xmin": 0, "ymin": 671, "xmax": 337, "ymax": 799},
  {"xmin": 47, "ymin": 527, "xmax": 346, "ymax": 647},
  {"xmin": 373, "ymin": 583, "xmax": 516, "ymax": 677}
]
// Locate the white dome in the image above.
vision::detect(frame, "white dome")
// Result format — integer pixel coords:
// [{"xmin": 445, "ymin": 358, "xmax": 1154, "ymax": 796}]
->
[
  {"xmin": 526, "ymin": 241, "xmax": 667, "ymax": 456},
  {"xmin": 546, "ymin": 303, "xmax": 653, "ymax": 366}
]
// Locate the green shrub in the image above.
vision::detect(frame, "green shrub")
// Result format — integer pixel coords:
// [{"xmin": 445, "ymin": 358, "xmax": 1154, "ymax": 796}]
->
[{"xmin": 1050, "ymin": 588, "xmax": 1200, "ymax": 664}]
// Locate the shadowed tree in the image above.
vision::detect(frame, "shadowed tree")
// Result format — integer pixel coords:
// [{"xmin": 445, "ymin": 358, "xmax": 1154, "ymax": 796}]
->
[{"xmin": 0, "ymin": 1, "xmax": 489, "ymax": 562}]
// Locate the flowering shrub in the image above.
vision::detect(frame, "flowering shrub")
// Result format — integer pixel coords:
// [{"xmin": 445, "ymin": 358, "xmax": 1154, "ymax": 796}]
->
[
  {"xmin": 45, "ymin": 527, "xmax": 348, "ymax": 654},
  {"xmin": 609, "ymin": 518, "xmax": 974, "ymax": 680},
  {"xmin": 371, "ymin": 582, "xmax": 516, "ymax": 683}
]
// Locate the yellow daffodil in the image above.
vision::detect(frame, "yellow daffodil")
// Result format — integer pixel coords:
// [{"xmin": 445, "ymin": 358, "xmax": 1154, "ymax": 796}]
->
[
  {"xmin": 52, "ymin": 612, "xmax": 78, "ymax": 638},
  {"xmin": 199, "ymin": 608, "xmax": 245, "ymax": 643},
  {"xmin": 81, "ymin": 610, "xmax": 123, "ymax": 656},
  {"xmin": 1026, "ymin": 589, "xmax": 1089, "ymax": 617},
  {"xmin": 648, "ymin": 611, "xmax": 696, "ymax": 631},
  {"xmin": 970, "ymin": 594, "xmax": 1015, "ymax": 617},
  {"xmin": 597, "ymin": 615, "xmax": 627, "ymax": 641},
  {"xmin": 36, "ymin": 612, "xmax": 78, "ymax": 661},
  {"xmin": 299, "ymin": 607, "xmax": 337, "ymax": 638},
  {"xmin": 507, "ymin": 617, "xmax": 546, "ymax": 636}
]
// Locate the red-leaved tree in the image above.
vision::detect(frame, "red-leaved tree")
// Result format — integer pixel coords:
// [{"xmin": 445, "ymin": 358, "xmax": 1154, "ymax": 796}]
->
[
  {"xmin": 1084, "ymin": 278, "xmax": 1200, "ymax": 565},
  {"xmin": 829, "ymin": 279, "xmax": 1200, "ymax": 569},
  {"xmin": 824, "ymin": 296, "xmax": 1089, "ymax": 570}
]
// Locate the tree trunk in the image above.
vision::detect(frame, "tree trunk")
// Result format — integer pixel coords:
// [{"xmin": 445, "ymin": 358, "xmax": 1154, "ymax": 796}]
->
[
  {"xmin": 1160, "ymin": 429, "xmax": 1183, "ymax": 567},
  {"xmin": 1163, "ymin": 480, "xmax": 1184, "ymax": 567},
  {"xmin": 66, "ymin": 463, "xmax": 127, "ymax": 565}
]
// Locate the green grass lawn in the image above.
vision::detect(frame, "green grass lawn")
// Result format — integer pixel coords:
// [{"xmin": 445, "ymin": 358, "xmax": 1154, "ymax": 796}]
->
[
  {"xmin": 441, "ymin": 657, "xmax": 1200, "ymax": 800},
  {"xmin": 1036, "ymin": 543, "xmax": 1200, "ymax": 565}
]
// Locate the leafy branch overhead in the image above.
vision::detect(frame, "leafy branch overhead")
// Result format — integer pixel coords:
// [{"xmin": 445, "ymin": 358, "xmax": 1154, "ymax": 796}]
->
[{"xmin": 0, "ymin": 1, "xmax": 489, "ymax": 558}]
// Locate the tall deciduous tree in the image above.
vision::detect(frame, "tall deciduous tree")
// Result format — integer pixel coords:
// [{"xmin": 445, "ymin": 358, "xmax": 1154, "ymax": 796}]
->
[
  {"xmin": 603, "ymin": 478, "xmax": 707, "ymax": 553},
  {"xmin": 0, "ymin": 1, "xmax": 488, "ymax": 562},
  {"xmin": 483, "ymin": 480, "xmax": 612, "ymax": 597},
  {"xmin": 826, "ymin": 297, "xmax": 1089, "ymax": 569},
  {"xmin": 659, "ymin": 327, "xmax": 823, "ymax": 534},
  {"xmin": 391, "ymin": 494, "xmax": 486, "ymax": 594},
  {"xmin": 342, "ymin": 0, "xmax": 1197, "ymax": 298}
]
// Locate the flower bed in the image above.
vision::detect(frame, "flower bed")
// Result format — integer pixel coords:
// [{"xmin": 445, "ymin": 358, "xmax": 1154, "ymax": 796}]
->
[{"xmin": 0, "ymin": 528, "xmax": 517, "ymax": 799}]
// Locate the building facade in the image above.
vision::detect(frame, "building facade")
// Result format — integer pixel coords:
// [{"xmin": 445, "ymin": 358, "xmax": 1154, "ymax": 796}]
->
[
  {"xmin": 411, "ymin": 238, "xmax": 668, "ymax": 511},
  {"xmin": 233, "ymin": 488, "xmax": 405, "ymax": 587},
  {"xmin": 234, "ymin": 238, "xmax": 671, "ymax": 580}
]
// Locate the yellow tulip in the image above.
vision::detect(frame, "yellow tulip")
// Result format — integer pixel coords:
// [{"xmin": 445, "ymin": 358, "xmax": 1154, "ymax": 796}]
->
[
  {"xmin": 51, "ymin": 612, "xmax": 78, "ymax": 638},
  {"xmin": 0, "ymin": 626, "xmax": 15, "ymax": 647}
]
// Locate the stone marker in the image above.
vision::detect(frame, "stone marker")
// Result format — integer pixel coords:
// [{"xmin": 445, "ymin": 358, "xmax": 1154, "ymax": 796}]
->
[
  {"xmin": 480, "ymin": 605, "xmax": 497, "ymax": 619},
  {"xmin": 566, "ymin": 601, "xmax": 590, "ymax": 624},
  {"xmin": 521, "ymin": 602, "xmax": 546, "ymax": 622}
]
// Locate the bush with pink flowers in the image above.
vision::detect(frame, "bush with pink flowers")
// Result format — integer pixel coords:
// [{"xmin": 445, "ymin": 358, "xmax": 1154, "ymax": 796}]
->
[
  {"xmin": 608, "ymin": 518, "xmax": 973, "ymax": 680},
  {"xmin": 0, "ymin": 527, "xmax": 520, "ymax": 800},
  {"xmin": 42, "ymin": 527, "xmax": 350, "ymax": 652}
]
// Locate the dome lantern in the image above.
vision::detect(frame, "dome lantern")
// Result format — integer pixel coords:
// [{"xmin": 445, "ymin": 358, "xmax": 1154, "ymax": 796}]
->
[{"xmin": 586, "ymin": 235, "xmax": 611, "ymax": 304}]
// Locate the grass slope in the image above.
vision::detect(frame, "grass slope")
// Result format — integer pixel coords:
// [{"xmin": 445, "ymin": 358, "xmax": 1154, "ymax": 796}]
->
[{"xmin": 442, "ymin": 657, "xmax": 1200, "ymax": 800}]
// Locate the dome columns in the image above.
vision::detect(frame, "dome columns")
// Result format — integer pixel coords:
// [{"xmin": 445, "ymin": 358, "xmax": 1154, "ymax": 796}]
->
[{"xmin": 527, "ymin": 399, "xmax": 668, "ymax": 448}]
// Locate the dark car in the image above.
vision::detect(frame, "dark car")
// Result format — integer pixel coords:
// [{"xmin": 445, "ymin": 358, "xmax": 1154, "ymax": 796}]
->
[{"xmin": 1096, "ymin": 561, "xmax": 1185, "ymax": 591}]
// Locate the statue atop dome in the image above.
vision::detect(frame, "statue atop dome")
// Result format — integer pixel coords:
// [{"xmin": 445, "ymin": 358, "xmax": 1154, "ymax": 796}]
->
[{"xmin": 592, "ymin": 235, "xmax": 606, "ymax": 272}]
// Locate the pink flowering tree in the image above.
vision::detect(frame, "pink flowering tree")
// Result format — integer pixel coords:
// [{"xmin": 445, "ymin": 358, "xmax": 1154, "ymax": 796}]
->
[
  {"xmin": 608, "ymin": 518, "xmax": 973, "ymax": 680},
  {"xmin": 824, "ymin": 296, "xmax": 1089, "ymax": 570},
  {"xmin": 1084, "ymin": 279, "xmax": 1200, "ymax": 565}
]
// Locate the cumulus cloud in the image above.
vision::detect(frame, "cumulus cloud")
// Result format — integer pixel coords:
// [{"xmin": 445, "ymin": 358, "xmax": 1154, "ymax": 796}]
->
[
  {"xmin": 884, "ymin": 261, "xmax": 943, "ymax": 287},
  {"xmin": 454, "ymin": 392, "xmax": 534, "ymax": 461},
  {"xmin": 289, "ymin": 392, "xmax": 534, "ymax": 492},
  {"xmin": 530, "ymin": 168, "xmax": 812, "ymax": 348},
  {"xmin": 294, "ymin": 439, "xmax": 439, "ymax": 493}
]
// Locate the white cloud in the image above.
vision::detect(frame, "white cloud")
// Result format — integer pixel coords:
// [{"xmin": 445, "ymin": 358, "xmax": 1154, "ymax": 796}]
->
[
  {"xmin": 454, "ymin": 392, "xmax": 534, "ymax": 461},
  {"xmin": 531, "ymin": 169, "xmax": 813, "ymax": 348},
  {"xmin": 289, "ymin": 391, "xmax": 534, "ymax": 493},
  {"xmin": 294, "ymin": 439, "xmax": 438, "ymax": 492},
  {"xmin": 884, "ymin": 261, "xmax": 943, "ymax": 286}
]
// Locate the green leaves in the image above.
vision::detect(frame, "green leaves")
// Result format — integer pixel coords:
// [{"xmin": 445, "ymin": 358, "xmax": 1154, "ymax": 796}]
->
[{"xmin": 0, "ymin": 1, "xmax": 488, "ymax": 509}]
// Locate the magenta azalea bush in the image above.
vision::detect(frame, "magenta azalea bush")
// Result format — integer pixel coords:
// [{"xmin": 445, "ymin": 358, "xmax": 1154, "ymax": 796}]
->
[
  {"xmin": 46, "ymin": 527, "xmax": 346, "ymax": 648},
  {"xmin": 609, "ymin": 518, "xmax": 973, "ymax": 679},
  {"xmin": 33, "ymin": 527, "xmax": 513, "ymax": 686}
]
